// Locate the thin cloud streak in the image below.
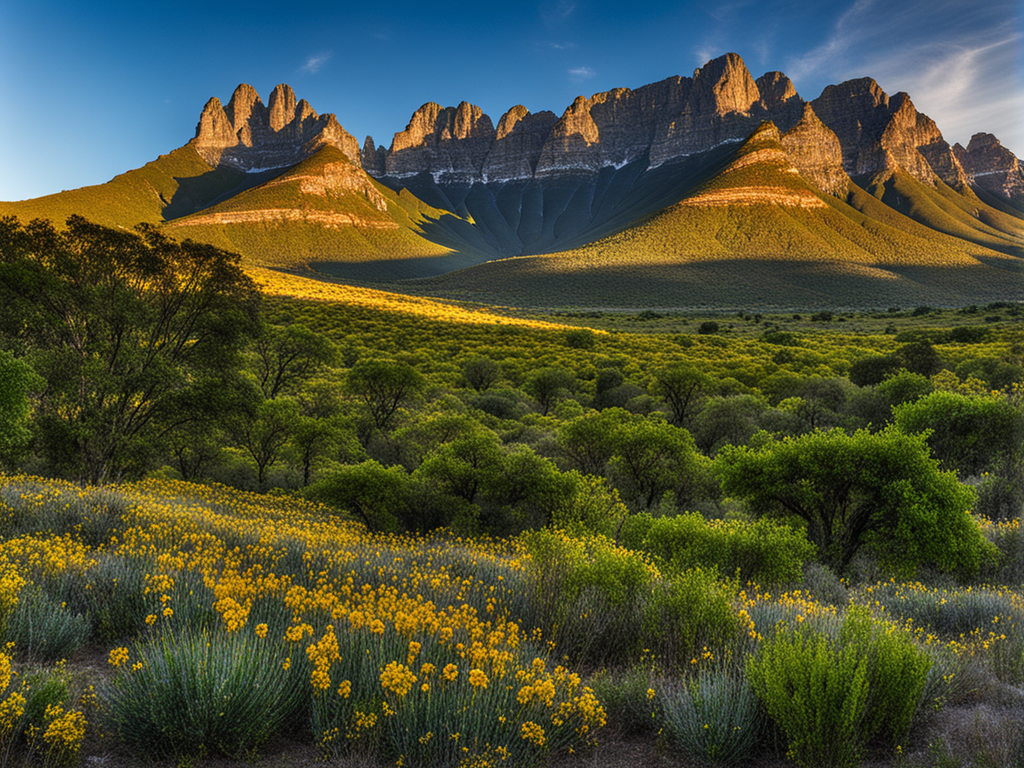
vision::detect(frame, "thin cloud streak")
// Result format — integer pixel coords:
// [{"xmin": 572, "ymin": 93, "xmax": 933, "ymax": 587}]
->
[
  {"xmin": 301, "ymin": 52, "xmax": 332, "ymax": 74},
  {"xmin": 568, "ymin": 66, "xmax": 596, "ymax": 81}
]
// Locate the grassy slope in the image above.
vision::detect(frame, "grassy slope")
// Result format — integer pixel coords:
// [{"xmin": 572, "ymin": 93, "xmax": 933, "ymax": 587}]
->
[
  {"xmin": 164, "ymin": 146, "xmax": 474, "ymax": 269},
  {"xmin": 0, "ymin": 145, "xmax": 250, "ymax": 227},
  {"xmin": 407, "ymin": 128, "xmax": 1024, "ymax": 309}
]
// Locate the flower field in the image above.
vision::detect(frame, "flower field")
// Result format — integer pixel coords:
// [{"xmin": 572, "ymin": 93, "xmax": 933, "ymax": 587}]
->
[{"xmin": 1, "ymin": 474, "xmax": 1023, "ymax": 766}]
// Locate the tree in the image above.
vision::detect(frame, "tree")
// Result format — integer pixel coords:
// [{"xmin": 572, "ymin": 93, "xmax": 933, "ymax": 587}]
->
[
  {"xmin": 715, "ymin": 428, "xmax": 995, "ymax": 576},
  {"xmin": 230, "ymin": 397, "xmax": 299, "ymax": 490},
  {"xmin": 892, "ymin": 391, "xmax": 1024, "ymax": 477},
  {"xmin": 0, "ymin": 216, "xmax": 260, "ymax": 482},
  {"xmin": 0, "ymin": 350, "xmax": 41, "ymax": 468},
  {"xmin": 251, "ymin": 322, "xmax": 336, "ymax": 399},
  {"xmin": 650, "ymin": 363, "xmax": 710, "ymax": 427},
  {"xmin": 462, "ymin": 355, "xmax": 500, "ymax": 392},
  {"xmin": 345, "ymin": 359, "xmax": 424, "ymax": 432},
  {"xmin": 305, "ymin": 460, "xmax": 413, "ymax": 532},
  {"xmin": 607, "ymin": 416, "xmax": 706, "ymax": 512},
  {"xmin": 525, "ymin": 367, "xmax": 575, "ymax": 416}
]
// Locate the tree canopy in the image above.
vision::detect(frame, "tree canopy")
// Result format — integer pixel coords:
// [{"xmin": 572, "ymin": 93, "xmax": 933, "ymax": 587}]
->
[
  {"xmin": 715, "ymin": 427, "xmax": 995, "ymax": 576},
  {"xmin": 0, "ymin": 215, "xmax": 260, "ymax": 482}
]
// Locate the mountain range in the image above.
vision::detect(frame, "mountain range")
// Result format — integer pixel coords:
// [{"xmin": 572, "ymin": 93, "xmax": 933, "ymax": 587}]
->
[{"xmin": 2, "ymin": 52, "xmax": 1022, "ymax": 309}]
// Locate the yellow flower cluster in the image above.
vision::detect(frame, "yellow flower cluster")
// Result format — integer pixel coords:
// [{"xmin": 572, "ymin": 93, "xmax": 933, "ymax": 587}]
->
[
  {"xmin": 307, "ymin": 625, "xmax": 341, "ymax": 691},
  {"xmin": 41, "ymin": 704, "xmax": 87, "ymax": 758},
  {"xmin": 380, "ymin": 661, "xmax": 417, "ymax": 697}
]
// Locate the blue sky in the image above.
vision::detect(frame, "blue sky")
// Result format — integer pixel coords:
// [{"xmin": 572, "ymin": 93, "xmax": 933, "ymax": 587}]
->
[{"xmin": 1, "ymin": 0, "xmax": 1020, "ymax": 200}]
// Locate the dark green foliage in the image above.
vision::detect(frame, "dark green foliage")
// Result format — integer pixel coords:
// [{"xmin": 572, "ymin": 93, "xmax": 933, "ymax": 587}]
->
[
  {"xmin": 564, "ymin": 328, "xmax": 596, "ymax": 349},
  {"xmin": 650, "ymin": 363, "xmax": 710, "ymax": 427},
  {"xmin": 524, "ymin": 366, "xmax": 575, "ymax": 415},
  {"xmin": 0, "ymin": 351, "xmax": 40, "ymax": 468},
  {"xmin": 893, "ymin": 390, "xmax": 1024, "ymax": 477},
  {"xmin": 461, "ymin": 354, "xmax": 500, "ymax": 392},
  {"xmin": 698, "ymin": 321, "xmax": 720, "ymax": 334},
  {"xmin": 305, "ymin": 460, "xmax": 417, "ymax": 531},
  {"xmin": 715, "ymin": 428, "xmax": 995, "ymax": 576},
  {"xmin": 896, "ymin": 339, "xmax": 943, "ymax": 376},
  {"xmin": 848, "ymin": 354, "xmax": 903, "ymax": 386},
  {"xmin": 0, "ymin": 215, "xmax": 260, "ymax": 482},
  {"xmin": 345, "ymin": 358, "xmax": 424, "ymax": 431},
  {"xmin": 252, "ymin": 321, "xmax": 337, "ymax": 399}
]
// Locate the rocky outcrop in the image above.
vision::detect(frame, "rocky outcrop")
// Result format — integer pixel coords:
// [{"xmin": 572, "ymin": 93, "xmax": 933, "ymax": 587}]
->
[
  {"xmin": 192, "ymin": 84, "xmax": 361, "ymax": 171},
  {"xmin": 482, "ymin": 106, "xmax": 557, "ymax": 181},
  {"xmin": 755, "ymin": 72, "xmax": 803, "ymax": 133},
  {"xmin": 810, "ymin": 79, "xmax": 969, "ymax": 187},
  {"xmin": 370, "ymin": 54, "xmax": 827, "ymax": 182},
  {"xmin": 955, "ymin": 133, "xmax": 1024, "ymax": 208},
  {"xmin": 781, "ymin": 104, "xmax": 849, "ymax": 196},
  {"xmin": 384, "ymin": 102, "xmax": 496, "ymax": 182}
]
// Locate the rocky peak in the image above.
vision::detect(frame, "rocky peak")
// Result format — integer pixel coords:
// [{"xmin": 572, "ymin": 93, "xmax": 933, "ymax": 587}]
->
[
  {"xmin": 811, "ymin": 78, "xmax": 951, "ymax": 183},
  {"xmin": 383, "ymin": 101, "xmax": 498, "ymax": 181},
  {"xmin": 691, "ymin": 52, "xmax": 760, "ymax": 116},
  {"xmin": 780, "ymin": 103, "xmax": 849, "ymax": 195},
  {"xmin": 756, "ymin": 71, "xmax": 798, "ymax": 109},
  {"xmin": 226, "ymin": 84, "xmax": 266, "ymax": 136},
  {"xmin": 268, "ymin": 84, "xmax": 299, "ymax": 131},
  {"xmin": 956, "ymin": 133, "xmax": 1024, "ymax": 207},
  {"xmin": 192, "ymin": 84, "xmax": 360, "ymax": 171},
  {"xmin": 483, "ymin": 107, "xmax": 557, "ymax": 181}
]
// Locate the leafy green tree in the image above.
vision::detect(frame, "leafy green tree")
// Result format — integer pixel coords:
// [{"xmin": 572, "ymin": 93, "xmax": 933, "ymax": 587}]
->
[
  {"xmin": 607, "ymin": 416, "xmax": 706, "ymax": 512},
  {"xmin": 525, "ymin": 367, "xmax": 575, "ymax": 415},
  {"xmin": 650, "ymin": 363, "xmax": 710, "ymax": 427},
  {"xmin": 715, "ymin": 428, "xmax": 994, "ymax": 576},
  {"xmin": 691, "ymin": 395, "xmax": 770, "ymax": 455},
  {"xmin": 893, "ymin": 391, "xmax": 1024, "ymax": 477},
  {"xmin": 229, "ymin": 397, "xmax": 300, "ymax": 490},
  {"xmin": 345, "ymin": 359, "xmax": 424, "ymax": 432},
  {"xmin": 252, "ymin": 322, "xmax": 336, "ymax": 399},
  {"xmin": 305, "ymin": 460, "xmax": 413, "ymax": 532},
  {"xmin": 461, "ymin": 355, "xmax": 500, "ymax": 392},
  {"xmin": 557, "ymin": 408, "xmax": 631, "ymax": 476},
  {"xmin": 0, "ymin": 216, "xmax": 259, "ymax": 482},
  {"xmin": 0, "ymin": 350, "xmax": 41, "ymax": 468}
]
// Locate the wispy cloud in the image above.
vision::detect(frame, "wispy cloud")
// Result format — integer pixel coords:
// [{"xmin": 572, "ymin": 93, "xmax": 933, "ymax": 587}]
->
[
  {"xmin": 787, "ymin": 0, "xmax": 874, "ymax": 82},
  {"xmin": 784, "ymin": 0, "xmax": 1024, "ymax": 153},
  {"xmin": 301, "ymin": 52, "xmax": 332, "ymax": 74},
  {"xmin": 568, "ymin": 66, "xmax": 596, "ymax": 81}
]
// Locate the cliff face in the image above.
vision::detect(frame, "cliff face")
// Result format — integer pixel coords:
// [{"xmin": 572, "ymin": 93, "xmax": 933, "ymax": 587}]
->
[
  {"xmin": 955, "ymin": 133, "xmax": 1024, "ymax": 208},
  {"xmin": 369, "ymin": 53, "xmax": 846, "ymax": 187},
  {"xmin": 809, "ymin": 79, "xmax": 972, "ymax": 188},
  {"xmin": 191, "ymin": 84, "xmax": 361, "ymax": 171},
  {"xmin": 187, "ymin": 57, "xmax": 1024, "ymax": 213}
]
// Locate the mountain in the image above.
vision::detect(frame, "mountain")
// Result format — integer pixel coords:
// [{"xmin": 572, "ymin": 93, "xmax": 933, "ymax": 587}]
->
[{"xmin": 1, "ymin": 53, "xmax": 1021, "ymax": 309}]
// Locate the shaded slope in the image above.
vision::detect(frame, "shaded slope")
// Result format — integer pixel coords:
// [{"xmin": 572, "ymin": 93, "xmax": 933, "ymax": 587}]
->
[{"xmin": 408, "ymin": 126, "xmax": 1023, "ymax": 309}]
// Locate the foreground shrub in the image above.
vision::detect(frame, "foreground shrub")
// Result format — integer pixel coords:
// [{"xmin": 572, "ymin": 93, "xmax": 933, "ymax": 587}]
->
[
  {"xmin": 103, "ymin": 626, "xmax": 304, "ymax": 759},
  {"xmin": 747, "ymin": 606, "xmax": 930, "ymax": 767},
  {"xmin": 2, "ymin": 587, "xmax": 89, "ymax": 662},
  {"xmin": 0, "ymin": 652, "xmax": 89, "ymax": 767},
  {"xmin": 658, "ymin": 667, "xmax": 763, "ymax": 766},
  {"xmin": 621, "ymin": 511, "xmax": 815, "ymax": 584},
  {"xmin": 308, "ymin": 625, "xmax": 606, "ymax": 767}
]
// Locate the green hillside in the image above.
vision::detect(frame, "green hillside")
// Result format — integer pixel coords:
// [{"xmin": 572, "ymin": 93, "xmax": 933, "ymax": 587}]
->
[
  {"xmin": 0, "ymin": 145, "xmax": 257, "ymax": 227},
  {"xmin": 163, "ymin": 146, "xmax": 476, "ymax": 271}
]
